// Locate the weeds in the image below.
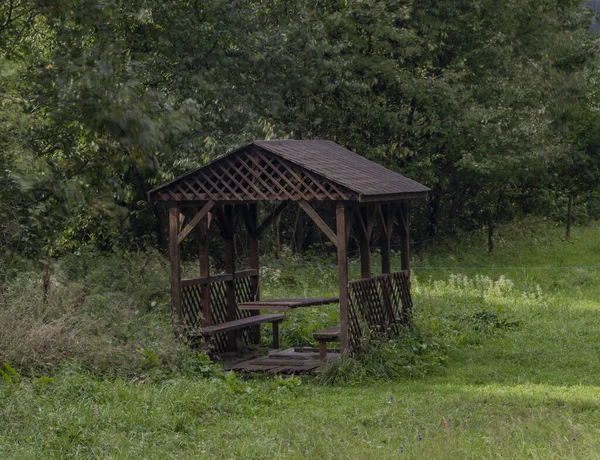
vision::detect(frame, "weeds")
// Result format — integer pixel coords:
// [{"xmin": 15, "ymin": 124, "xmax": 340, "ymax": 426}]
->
[{"xmin": 0, "ymin": 249, "xmax": 195, "ymax": 379}]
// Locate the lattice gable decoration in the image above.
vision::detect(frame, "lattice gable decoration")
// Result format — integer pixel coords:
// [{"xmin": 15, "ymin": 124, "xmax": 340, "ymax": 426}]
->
[{"xmin": 148, "ymin": 144, "xmax": 358, "ymax": 202}]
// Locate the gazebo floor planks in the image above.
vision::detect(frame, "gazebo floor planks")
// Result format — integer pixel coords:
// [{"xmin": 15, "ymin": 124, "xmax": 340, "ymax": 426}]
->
[{"xmin": 224, "ymin": 347, "xmax": 340, "ymax": 374}]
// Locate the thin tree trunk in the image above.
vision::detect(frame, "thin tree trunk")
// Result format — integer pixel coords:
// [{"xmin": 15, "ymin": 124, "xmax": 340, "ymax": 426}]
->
[
  {"xmin": 488, "ymin": 222, "xmax": 494, "ymax": 253},
  {"xmin": 42, "ymin": 264, "xmax": 51, "ymax": 305},
  {"xmin": 566, "ymin": 196, "xmax": 573, "ymax": 239}
]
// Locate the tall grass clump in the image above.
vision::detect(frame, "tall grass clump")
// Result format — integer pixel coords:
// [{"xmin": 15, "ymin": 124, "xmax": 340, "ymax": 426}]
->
[
  {"xmin": 0, "ymin": 248, "xmax": 209, "ymax": 379},
  {"xmin": 321, "ymin": 272, "xmax": 526, "ymax": 384}
]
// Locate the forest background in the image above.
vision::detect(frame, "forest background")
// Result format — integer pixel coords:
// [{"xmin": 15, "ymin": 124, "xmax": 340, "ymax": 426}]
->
[{"xmin": 2, "ymin": 0, "xmax": 600, "ymax": 268}]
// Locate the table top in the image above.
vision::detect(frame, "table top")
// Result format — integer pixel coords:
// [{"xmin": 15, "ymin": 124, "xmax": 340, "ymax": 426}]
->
[{"xmin": 238, "ymin": 297, "xmax": 339, "ymax": 311}]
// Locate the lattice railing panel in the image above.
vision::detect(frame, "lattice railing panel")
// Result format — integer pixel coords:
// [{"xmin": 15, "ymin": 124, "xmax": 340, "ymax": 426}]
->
[
  {"xmin": 152, "ymin": 147, "xmax": 357, "ymax": 202},
  {"xmin": 181, "ymin": 284, "xmax": 203, "ymax": 330},
  {"xmin": 180, "ymin": 274, "xmax": 256, "ymax": 353},
  {"xmin": 347, "ymin": 271, "xmax": 412, "ymax": 351},
  {"xmin": 234, "ymin": 276, "xmax": 254, "ymax": 346}
]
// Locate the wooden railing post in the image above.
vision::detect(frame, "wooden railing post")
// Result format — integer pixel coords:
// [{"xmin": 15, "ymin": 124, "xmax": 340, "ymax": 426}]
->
[
  {"xmin": 336, "ymin": 201, "xmax": 350, "ymax": 353},
  {"xmin": 249, "ymin": 203, "xmax": 261, "ymax": 344},
  {"xmin": 223, "ymin": 205, "xmax": 237, "ymax": 351},
  {"xmin": 380, "ymin": 204, "xmax": 393, "ymax": 274},
  {"xmin": 359, "ymin": 205, "xmax": 371, "ymax": 279},
  {"xmin": 399, "ymin": 202, "xmax": 410, "ymax": 274},
  {"xmin": 169, "ymin": 203, "xmax": 183, "ymax": 336},
  {"xmin": 197, "ymin": 210, "xmax": 211, "ymax": 327}
]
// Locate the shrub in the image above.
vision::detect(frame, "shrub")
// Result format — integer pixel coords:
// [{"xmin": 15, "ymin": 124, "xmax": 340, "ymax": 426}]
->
[{"xmin": 320, "ymin": 326, "xmax": 448, "ymax": 384}]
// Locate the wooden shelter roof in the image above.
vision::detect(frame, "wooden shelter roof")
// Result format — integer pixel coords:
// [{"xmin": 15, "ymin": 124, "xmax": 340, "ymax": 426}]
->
[{"xmin": 148, "ymin": 140, "xmax": 429, "ymax": 203}]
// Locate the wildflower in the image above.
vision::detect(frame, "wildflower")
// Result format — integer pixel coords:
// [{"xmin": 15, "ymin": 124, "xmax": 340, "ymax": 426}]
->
[
  {"xmin": 399, "ymin": 446, "xmax": 404, "ymax": 453},
  {"xmin": 573, "ymin": 437, "xmax": 576, "ymax": 441},
  {"xmin": 390, "ymin": 397, "xmax": 394, "ymax": 402},
  {"xmin": 417, "ymin": 434, "xmax": 422, "ymax": 441},
  {"xmin": 411, "ymin": 409, "xmax": 415, "ymax": 413}
]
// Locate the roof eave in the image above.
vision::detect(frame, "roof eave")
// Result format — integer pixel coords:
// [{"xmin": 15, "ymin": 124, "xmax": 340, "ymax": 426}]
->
[{"xmin": 358, "ymin": 191, "xmax": 429, "ymax": 203}]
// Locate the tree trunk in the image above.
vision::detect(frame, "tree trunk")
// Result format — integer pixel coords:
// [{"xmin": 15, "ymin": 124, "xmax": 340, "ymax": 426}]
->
[
  {"xmin": 488, "ymin": 222, "xmax": 494, "ymax": 253},
  {"xmin": 153, "ymin": 203, "xmax": 167, "ymax": 252},
  {"xmin": 566, "ymin": 195, "xmax": 573, "ymax": 239},
  {"xmin": 427, "ymin": 186, "xmax": 441, "ymax": 238}
]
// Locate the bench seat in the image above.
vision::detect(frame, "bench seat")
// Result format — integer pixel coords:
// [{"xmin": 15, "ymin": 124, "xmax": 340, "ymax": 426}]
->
[
  {"xmin": 190, "ymin": 314, "xmax": 285, "ymax": 353},
  {"xmin": 313, "ymin": 324, "xmax": 340, "ymax": 360}
]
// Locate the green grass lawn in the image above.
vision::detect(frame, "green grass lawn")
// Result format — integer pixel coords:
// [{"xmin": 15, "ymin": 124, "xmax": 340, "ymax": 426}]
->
[{"xmin": 2, "ymin": 220, "xmax": 600, "ymax": 459}]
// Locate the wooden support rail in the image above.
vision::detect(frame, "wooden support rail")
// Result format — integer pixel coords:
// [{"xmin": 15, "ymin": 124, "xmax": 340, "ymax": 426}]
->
[
  {"xmin": 180, "ymin": 269, "xmax": 258, "ymax": 288},
  {"xmin": 177, "ymin": 200, "xmax": 215, "ymax": 244},
  {"xmin": 299, "ymin": 200, "xmax": 338, "ymax": 247}
]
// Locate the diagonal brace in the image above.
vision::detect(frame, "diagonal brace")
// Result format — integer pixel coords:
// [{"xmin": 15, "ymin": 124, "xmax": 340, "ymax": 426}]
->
[
  {"xmin": 256, "ymin": 201, "xmax": 289, "ymax": 236},
  {"xmin": 298, "ymin": 200, "xmax": 338, "ymax": 247},
  {"xmin": 177, "ymin": 200, "xmax": 215, "ymax": 245}
]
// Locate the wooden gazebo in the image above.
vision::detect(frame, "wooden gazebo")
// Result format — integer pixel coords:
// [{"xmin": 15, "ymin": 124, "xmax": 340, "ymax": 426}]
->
[{"xmin": 149, "ymin": 140, "xmax": 429, "ymax": 371}]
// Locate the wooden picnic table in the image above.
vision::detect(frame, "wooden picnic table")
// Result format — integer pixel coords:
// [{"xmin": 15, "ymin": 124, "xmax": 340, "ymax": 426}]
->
[{"xmin": 238, "ymin": 297, "xmax": 339, "ymax": 311}]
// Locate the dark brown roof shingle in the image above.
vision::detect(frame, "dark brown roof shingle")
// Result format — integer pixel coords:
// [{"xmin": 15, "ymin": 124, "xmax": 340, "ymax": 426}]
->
[
  {"xmin": 253, "ymin": 140, "xmax": 429, "ymax": 197},
  {"xmin": 148, "ymin": 139, "xmax": 428, "ymax": 202}
]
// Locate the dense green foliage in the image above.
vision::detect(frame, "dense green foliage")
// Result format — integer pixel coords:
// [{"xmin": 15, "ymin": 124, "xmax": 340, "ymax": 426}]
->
[
  {"xmin": 2, "ymin": 220, "xmax": 600, "ymax": 457},
  {"xmin": 1, "ymin": 0, "xmax": 600, "ymax": 263}
]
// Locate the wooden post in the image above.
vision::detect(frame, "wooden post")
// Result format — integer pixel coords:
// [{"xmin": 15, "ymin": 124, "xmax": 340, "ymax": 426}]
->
[
  {"xmin": 249, "ymin": 203, "xmax": 261, "ymax": 344},
  {"xmin": 223, "ymin": 205, "xmax": 237, "ymax": 351},
  {"xmin": 336, "ymin": 201, "xmax": 349, "ymax": 353},
  {"xmin": 380, "ymin": 204, "xmax": 392, "ymax": 274},
  {"xmin": 169, "ymin": 203, "xmax": 183, "ymax": 336},
  {"xmin": 359, "ymin": 206, "xmax": 371, "ymax": 279},
  {"xmin": 197, "ymin": 212, "xmax": 211, "ymax": 327},
  {"xmin": 399, "ymin": 202, "xmax": 410, "ymax": 273}
]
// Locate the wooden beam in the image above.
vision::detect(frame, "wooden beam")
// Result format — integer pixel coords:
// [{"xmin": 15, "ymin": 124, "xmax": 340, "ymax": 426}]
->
[
  {"xmin": 248, "ymin": 203, "xmax": 261, "ymax": 343},
  {"xmin": 197, "ymin": 215, "xmax": 211, "ymax": 327},
  {"xmin": 240, "ymin": 204, "xmax": 252, "ymax": 235},
  {"xmin": 376, "ymin": 204, "xmax": 388, "ymax": 238},
  {"xmin": 358, "ymin": 191, "xmax": 428, "ymax": 203},
  {"xmin": 380, "ymin": 204, "xmax": 393, "ymax": 274},
  {"xmin": 355, "ymin": 204, "xmax": 377, "ymax": 239},
  {"xmin": 356, "ymin": 207, "xmax": 369, "ymax": 239},
  {"xmin": 169, "ymin": 204, "xmax": 183, "ymax": 336},
  {"xmin": 256, "ymin": 201, "xmax": 288, "ymax": 236},
  {"xmin": 399, "ymin": 202, "xmax": 410, "ymax": 272},
  {"xmin": 366, "ymin": 205, "xmax": 377, "ymax": 237},
  {"xmin": 336, "ymin": 202, "xmax": 349, "ymax": 353},
  {"xmin": 299, "ymin": 200, "xmax": 338, "ymax": 247},
  {"xmin": 223, "ymin": 205, "xmax": 237, "ymax": 351},
  {"xmin": 214, "ymin": 205, "xmax": 239, "ymax": 239},
  {"xmin": 359, "ymin": 206, "xmax": 372, "ymax": 279},
  {"xmin": 177, "ymin": 200, "xmax": 215, "ymax": 245}
]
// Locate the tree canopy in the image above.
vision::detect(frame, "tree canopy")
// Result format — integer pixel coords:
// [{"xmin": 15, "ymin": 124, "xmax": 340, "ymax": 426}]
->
[{"xmin": 1, "ymin": 0, "xmax": 599, "ymax": 260}]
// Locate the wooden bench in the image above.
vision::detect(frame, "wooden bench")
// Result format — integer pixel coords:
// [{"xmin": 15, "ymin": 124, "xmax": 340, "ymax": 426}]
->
[
  {"xmin": 313, "ymin": 324, "xmax": 340, "ymax": 361},
  {"xmin": 190, "ymin": 314, "xmax": 285, "ymax": 355}
]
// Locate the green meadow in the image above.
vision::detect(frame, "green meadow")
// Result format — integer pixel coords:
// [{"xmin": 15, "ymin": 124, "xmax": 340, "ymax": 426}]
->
[{"xmin": 2, "ymin": 219, "xmax": 600, "ymax": 459}]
